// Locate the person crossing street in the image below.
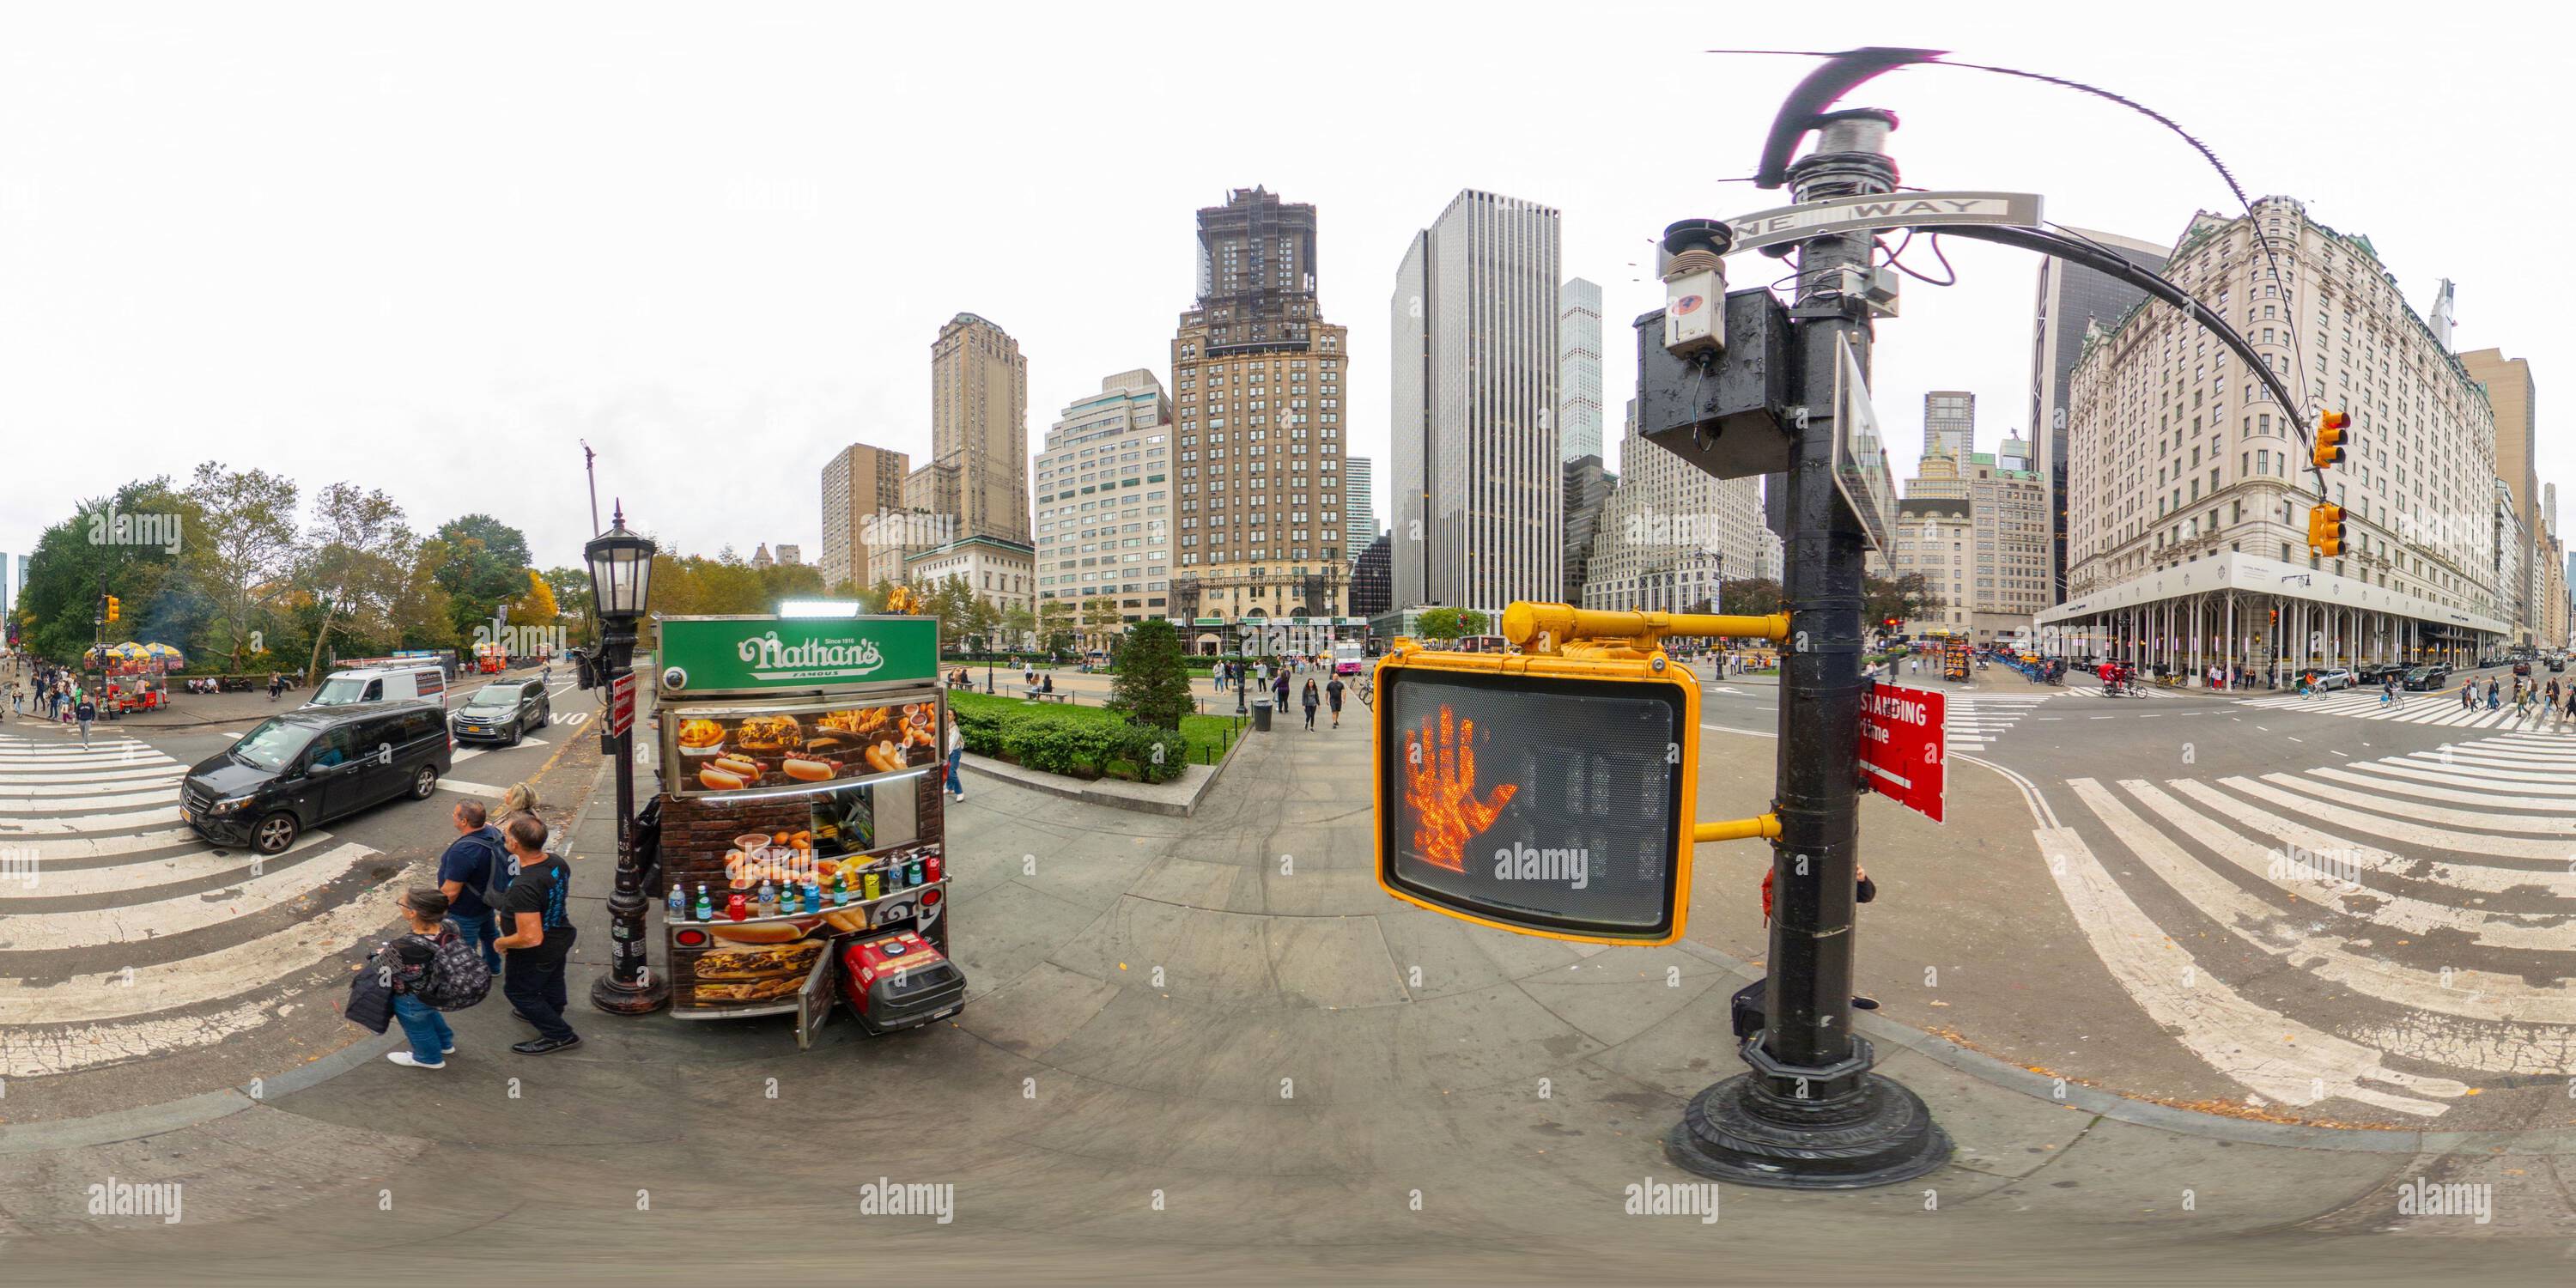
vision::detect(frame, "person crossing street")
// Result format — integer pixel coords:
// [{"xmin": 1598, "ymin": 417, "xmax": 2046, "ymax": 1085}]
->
[{"xmin": 1325, "ymin": 675, "xmax": 1346, "ymax": 729}]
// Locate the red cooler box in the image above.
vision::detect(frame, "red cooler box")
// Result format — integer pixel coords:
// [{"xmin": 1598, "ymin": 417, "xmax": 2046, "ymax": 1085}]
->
[{"xmin": 839, "ymin": 931, "xmax": 966, "ymax": 1034}]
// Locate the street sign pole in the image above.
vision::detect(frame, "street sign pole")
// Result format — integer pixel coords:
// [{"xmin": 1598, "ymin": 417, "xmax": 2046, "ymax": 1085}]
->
[{"xmin": 1667, "ymin": 106, "xmax": 1951, "ymax": 1190}]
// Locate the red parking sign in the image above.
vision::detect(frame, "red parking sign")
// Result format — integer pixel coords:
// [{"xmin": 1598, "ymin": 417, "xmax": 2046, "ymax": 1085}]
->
[
  {"xmin": 607, "ymin": 671, "xmax": 637, "ymax": 737},
  {"xmin": 1858, "ymin": 683, "xmax": 1944, "ymax": 823}
]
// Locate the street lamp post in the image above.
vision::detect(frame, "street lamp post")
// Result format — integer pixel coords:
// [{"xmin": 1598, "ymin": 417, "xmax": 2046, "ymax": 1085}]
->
[{"xmin": 586, "ymin": 502, "xmax": 666, "ymax": 1015}]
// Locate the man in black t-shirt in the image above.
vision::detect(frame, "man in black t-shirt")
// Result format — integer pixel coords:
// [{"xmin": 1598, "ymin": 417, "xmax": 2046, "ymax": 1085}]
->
[{"xmin": 492, "ymin": 812, "xmax": 580, "ymax": 1054}]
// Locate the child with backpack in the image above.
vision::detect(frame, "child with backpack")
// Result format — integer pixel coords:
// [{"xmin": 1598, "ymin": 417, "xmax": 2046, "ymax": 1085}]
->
[{"xmin": 380, "ymin": 886, "xmax": 491, "ymax": 1069}]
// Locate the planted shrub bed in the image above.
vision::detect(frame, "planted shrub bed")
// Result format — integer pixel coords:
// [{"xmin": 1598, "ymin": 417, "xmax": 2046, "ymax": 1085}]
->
[{"xmin": 946, "ymin": 691, "xmax": 1204, "ymax": 784}]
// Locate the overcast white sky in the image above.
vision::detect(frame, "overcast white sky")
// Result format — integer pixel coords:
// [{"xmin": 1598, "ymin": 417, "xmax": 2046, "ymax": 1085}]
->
[{"xmin": 4, "ymin": 3, "xmax": 2564, "ymax": 588}]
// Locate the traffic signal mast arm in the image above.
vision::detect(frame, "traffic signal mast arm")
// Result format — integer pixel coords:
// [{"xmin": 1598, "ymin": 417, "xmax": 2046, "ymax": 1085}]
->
[
  {"xmin": 1498, "ymin": 600, "xmax": 1786, "ymax": 846},
  {"xmin": 1500, "ymin": 601, "xmax": 1790, "ymax": 660}
]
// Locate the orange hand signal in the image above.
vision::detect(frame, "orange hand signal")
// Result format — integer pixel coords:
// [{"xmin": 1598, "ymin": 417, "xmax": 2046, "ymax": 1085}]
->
[{"xmin": 1401, "ymin": 705, "xmax": 1519, "ymax": 872}]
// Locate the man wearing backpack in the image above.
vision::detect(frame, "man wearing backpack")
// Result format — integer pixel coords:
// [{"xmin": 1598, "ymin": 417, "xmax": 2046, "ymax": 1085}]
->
[
  {"xmin": 492, "ymin": 812, "xmax": 580, "ymax": 1055},
  {"xmin": 437, "ymin": 801, "xmax": 509, "ymax": 974}
]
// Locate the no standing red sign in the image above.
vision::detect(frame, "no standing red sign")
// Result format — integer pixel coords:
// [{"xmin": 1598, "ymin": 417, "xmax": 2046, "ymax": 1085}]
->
[{"xmin": 1858, "ymin": 683, "xmax": 1944, "ymax": 823}]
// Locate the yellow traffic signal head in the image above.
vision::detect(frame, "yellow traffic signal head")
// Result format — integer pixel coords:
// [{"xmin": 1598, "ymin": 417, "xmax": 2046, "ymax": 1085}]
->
[
  {"xmin": 1372, "ymin": 645, "xmax": 1703, "ymax": 945},
  {"xmin": 105, "ymin": 595, "xmax": 120, "ymax": 623},
  {"xmin": 2312, "ymin": 410, "xmax": 2350, "ymax": 470},
  {"xmin": 2306, "ymin": 503, "xmax": 2348, "ymax": 557}
]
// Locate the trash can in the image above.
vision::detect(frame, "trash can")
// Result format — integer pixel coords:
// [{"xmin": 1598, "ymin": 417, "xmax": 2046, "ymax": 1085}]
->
[{"xmin": 1252, "ymin": 699, "xmax": 1273, "ymax": 732}]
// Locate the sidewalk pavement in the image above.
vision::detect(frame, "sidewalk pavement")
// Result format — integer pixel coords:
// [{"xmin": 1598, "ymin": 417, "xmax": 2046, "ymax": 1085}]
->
[{"xmin": 0, "ymin": 703, "xmax": 2565, "ymax": 1277}]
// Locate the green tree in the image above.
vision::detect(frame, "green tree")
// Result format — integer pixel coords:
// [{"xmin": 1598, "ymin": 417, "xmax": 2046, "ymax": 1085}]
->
[
  {"xmin": 298, "ymin": 483, "xmax": 414, "ymax": 680},
  {"xmin": 14, "ymin": 478, "xmax": 203, "ymax": 665},
  {"xmin": 1414, "ymin": 606, "xmax": 1464, "ymax": 645},
  {"xmin": 964, "ymin": 595, "xmax": 1001, "ymax": 653},
  {"xmin": 1457, "ymin": 608, "xmax": 1490, "ymax": 637},
  {"xmin": 1002, "ymin": 604, "xmax": 1035, "ymax": 653},
  {"xmin": 1080, "ymin": 596, "xmax": 1122, "ymax": 651},
  {"xmin": 430, "ymin": 514, "xmax": 534, "ymax": 641},
  {"xmin": 1864, "ymin": 573, "xmax": 1943, "ymax": 630},
  {"xmin": 182, "ymin": 462, "xmax": 300, "ymax": 671},
  {"xmin": 1107, "ymin": 617, "xmax": 1195, "ymax": 730},
  {"xmin": 1718, "ymin": 577, "xmax": 1788, "ymax": 617},
  {"xmin": 543, "ymin": 565, "xmax": 593, "ymax": 639}
]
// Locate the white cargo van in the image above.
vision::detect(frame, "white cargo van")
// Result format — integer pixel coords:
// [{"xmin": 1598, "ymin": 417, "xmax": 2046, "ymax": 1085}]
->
[{"xmin": 305, "ymin": 665, "xmax": 447, "ymax": 709}]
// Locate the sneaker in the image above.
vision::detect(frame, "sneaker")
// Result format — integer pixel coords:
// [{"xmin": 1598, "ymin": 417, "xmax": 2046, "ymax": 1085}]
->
[
  {"xmin": 387, "ymin": 1052, "xmax": 446, "ymax": 1069},
  {"xmin": 442, "ymin": 1043, "xmax": 456, "ymax": 1054},
  {"xmin": 510, "ymin": 1035, "xmax": 582, "ymax": 1055}
]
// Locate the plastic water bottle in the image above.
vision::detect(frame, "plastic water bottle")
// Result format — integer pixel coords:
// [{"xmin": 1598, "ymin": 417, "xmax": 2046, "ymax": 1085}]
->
[{"xmin": 668, "ymin": 883, "xmax": 685, "ymax": 920}]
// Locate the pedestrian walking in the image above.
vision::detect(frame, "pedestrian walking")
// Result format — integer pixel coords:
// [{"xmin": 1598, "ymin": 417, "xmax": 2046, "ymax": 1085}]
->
[
  {"xmin": 2488, "ymin": 677, "xmax": 2501, "ymax": 710},
  {"xmin": 2461, "ymin": 678, "xmax": 2476, "ymax": 711},
  {"xmin": 436, "ymin": 801, "xmax": 510, "ymax": 975},
  {"xmin": 1326, "ymin": 675, "xmax": 1346, "ymax": 729},
  {"xmin": 73, "ymin": 694, "xmax": 94, "ymax": 748},
  {"xmin": 1301, "ymin": 679, "xmax": 1319, "ymax": 731},
  {"xmin": 384, "ymin": 887, "xmax": 459, "ymax": 1069},
  {"xmin": 492, "ymin": 812, "xmax": 579, "ymax": 1055},
  {"xmin": 944, "ymin": 708, "xmax": 965, "ymax": 802},
  {"xmin": 1272, "ymin": 671, "xmax": 1290, "ymax": 709}
]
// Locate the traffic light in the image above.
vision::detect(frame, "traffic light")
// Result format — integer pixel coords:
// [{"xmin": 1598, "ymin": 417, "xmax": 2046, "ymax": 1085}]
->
[
  {"xmin": 2307, "ymin": 503, "xmax": 2348, "ymax": 558},
  {"xmin": 1373, "ymin": 642, "xmax": 1704, "ymax": 945},
  {"xmin": 2311, "ymin": 410, "xmax": 2350, "ymax": 470},
  {"xmin": 104, "ymin": 595, "xmax": 120, "ymax": 623}
]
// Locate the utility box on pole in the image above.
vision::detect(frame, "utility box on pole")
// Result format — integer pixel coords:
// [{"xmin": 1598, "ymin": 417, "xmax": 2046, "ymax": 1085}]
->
[{"xmin": 1633, "ymin": 289, "xmax": 1795, "ymax": 480}]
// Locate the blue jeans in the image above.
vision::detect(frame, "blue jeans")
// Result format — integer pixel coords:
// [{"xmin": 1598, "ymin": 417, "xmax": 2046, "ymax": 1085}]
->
[
  {"xmin": 945, "ymin": 747, "xmax": 963, "ymax": 796},
  {"xmin": 392, "ymin": 993, "xmax": 453, "ymax": 1064},
  {"xmin": 451, "ymin": 908, "xmax": 502, "ymax": 974}
]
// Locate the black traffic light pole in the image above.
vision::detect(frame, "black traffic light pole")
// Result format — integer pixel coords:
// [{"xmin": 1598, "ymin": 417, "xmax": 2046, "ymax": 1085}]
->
[{"xmin": 1667, "ymin": 97, "xmax": 1949, "ymax": 1188}]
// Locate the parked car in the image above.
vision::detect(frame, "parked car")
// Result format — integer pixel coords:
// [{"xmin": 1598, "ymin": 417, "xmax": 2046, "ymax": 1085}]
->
[
  {"xmin": 450, "ymin": 679, "xmax": 551, "ymax": 745},
  {"xmin": 179, "ymin": 701, "xmax": 453, "ymax": 855},
  {"xmin": 2550, "ymin": 656, "xmax": 2567, "ymax": 673},
  {"xmin": 2354, "ymin": 663, "xmax": 2403, "ymax": 685},
  {"xmin": 2401, "ymin": 665, "xmax": 2450, "ymax": 690},
  {"xmin": 2312, "ymin": 667, "xmax": 2355, "ymax": 690}
]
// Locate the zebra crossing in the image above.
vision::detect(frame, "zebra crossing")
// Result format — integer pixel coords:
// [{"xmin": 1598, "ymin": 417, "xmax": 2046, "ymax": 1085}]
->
[
  {"xmin": 1944, "ymin": 692, "xmax": 2053, "ymax": 751},
  {"xmin": 2050, "ymin": 731, "xmax": 2576, "ymax": 1117},
  {"xmin": 2233, "ymin": 684, "xmax": 2576, "ymax": 730},
  {"xmin": 0, "ymin": 731, "xmax": 396, "ymax": 1078}
]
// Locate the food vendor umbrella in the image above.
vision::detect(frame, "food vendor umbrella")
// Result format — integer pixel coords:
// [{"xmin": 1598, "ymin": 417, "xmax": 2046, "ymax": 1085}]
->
[
  {"xmin": 142, "ymin": 642, "xmax": 185, "ymax": 665},
  {"xmin": 103, "ymin": 642, "xmax": 148, "ymax": 661}
]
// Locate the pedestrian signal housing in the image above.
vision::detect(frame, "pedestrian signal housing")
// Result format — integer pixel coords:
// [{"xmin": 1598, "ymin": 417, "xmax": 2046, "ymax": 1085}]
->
[
  {"xmin": 1371, "ymin": 643, "xmax": 1701, "ymax": 945},
  {"xmin": 2311, "ymin": 410, "xmax": 2350, "ymax": 470}
]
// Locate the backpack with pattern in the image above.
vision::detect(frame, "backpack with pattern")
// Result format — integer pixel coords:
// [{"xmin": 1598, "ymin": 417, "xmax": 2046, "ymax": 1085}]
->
[{"xmin": 416, "ymin": 922, "xmax": 492, "ymax": 1012}]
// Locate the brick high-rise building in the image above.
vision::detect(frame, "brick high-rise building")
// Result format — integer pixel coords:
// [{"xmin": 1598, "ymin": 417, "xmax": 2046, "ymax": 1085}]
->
[
  {"xmin": 922, "ymin": 313, "xmax": 1031, "ymax": 546},
  {"xmin": 818, "ymin": 441, "xmax": 910, "ymax": 593},
  {"xmin": 1170, "ymin": 187, "xmax": 1350, "ymax": 628}
]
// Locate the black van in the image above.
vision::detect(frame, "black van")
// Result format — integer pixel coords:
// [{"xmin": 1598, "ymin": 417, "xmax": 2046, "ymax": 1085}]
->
[{"xmin": 179, "ymin": 701, "xmax": 453, "ymax": 854}]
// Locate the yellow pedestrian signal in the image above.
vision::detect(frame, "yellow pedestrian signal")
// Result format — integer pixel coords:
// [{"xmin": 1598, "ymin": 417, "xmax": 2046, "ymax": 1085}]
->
[
  {"xmin": 2311, "ymin": 410, "xmax": 2350, "ymax": 470},
  {"xmin": 1372, "ymin": 644, "xmax": 1703, "ymax": 945},
  {"xmin": 2306, "ymin": 503, "xmax": 2348, "ymax": 558}
]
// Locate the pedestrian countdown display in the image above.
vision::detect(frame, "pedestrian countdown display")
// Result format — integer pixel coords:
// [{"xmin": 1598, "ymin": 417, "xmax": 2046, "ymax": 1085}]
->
[{"xmin": 1372, "ymin": 644, "xmax": 1702, "ymax": 945}]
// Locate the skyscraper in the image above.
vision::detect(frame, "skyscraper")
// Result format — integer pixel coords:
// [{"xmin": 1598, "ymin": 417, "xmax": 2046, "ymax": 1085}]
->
[
  {"xmin": 923, "ymin": 313, "xmax": 1031, "ymax": 546},
  {"xmin": 1923, "ymin": 391, "xmax": 1975, "ymax": 463},
  {"xmin": 1557, "ymin": 278, "xmax": 1602, "ymax": 463},
  {"xmin": 2027, "ymin": 227, "xmax": 2170, "ymax": 601},
  {"xmin": 2461, "ymin": 347, "xmax": 2538, "ymax": 644},
  {"xmin": 1391, "ymin": 189, "xmax": 1563, "ymax": 614},
  {"xmin": 1344, "ymin": 456, "xmax": 1376, "ymax": 562},
  {"xmin": 819, "ymin": 442, "xmax": 911, "ymax": 593},
  {"xmin": 1170, "ymin": 187, "xmax": 1350, "ymax": 624},
  {"xmin": 1582, "ymin": 400, "xmax": 1768, "ymax": 613},
  {"xmin": 1034, "ymin": 369, "xmax": 1175, "ymax": 623}
]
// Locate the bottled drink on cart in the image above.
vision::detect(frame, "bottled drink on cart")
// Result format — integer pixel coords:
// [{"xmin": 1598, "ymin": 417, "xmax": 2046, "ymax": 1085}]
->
[
  {"xmin": 726, "ymin": 892, "xmax": 748, "ymax": 921},
  {"xmin": 908, "ymin": 860, "xmax": 926, "ymax": 888},
  {"xmin": 805, "ymin": 876, "xmax": 823, "ymax": 913},
  {"xmin": 756, "ymin": 878, "xmax": 776, "ymax": 914},
  {"xmin": 693, "ymin": 884, "xmax": 712, "ymax": 922},
  {"xmin": 863, "ymin": 870, "xmax": 882, "ymax": 902},
  {"xmin": 669, "ymin": 884, "xmax": 685, "ymax": 920},
  {"xmin": 926, "ymin": 854, "xmax": 943, "ymax": 884},
  {"xmin": 781, "ymin": 884, "xmax": 801, "ymax": 914}
]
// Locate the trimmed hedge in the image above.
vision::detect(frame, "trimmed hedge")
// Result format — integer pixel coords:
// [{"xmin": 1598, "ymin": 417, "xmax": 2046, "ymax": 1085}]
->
[{"xmin": 950, "ymin": 696, "xmax": 1191, "ymax": 784}]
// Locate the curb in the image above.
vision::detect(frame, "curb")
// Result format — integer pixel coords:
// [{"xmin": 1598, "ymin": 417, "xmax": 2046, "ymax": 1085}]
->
[{"xmin": 959, "ymin": 733, "xmax": 1244, "ymax": 817}]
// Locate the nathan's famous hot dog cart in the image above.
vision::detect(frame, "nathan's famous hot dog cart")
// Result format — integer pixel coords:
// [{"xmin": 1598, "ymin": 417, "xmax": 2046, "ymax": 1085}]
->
[{"xmin": 651, "ymin": 614, "xmax": 962, "ymax": 1047}]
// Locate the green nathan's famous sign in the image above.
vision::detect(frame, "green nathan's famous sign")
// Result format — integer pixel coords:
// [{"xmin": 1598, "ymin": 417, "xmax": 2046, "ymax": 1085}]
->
[{"xmin": 655, "ymin": 616, "xmax": 939, "ymax": 693}]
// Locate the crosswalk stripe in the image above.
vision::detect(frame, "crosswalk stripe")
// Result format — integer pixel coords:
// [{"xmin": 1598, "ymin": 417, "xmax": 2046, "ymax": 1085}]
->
[
  {"xmin": 0, "ymin": 829, "xmax": 336, "ymax": 896},
  {"xmin": 2274, "ymin": 769, "xmax": 2576, "ymax": 833},
  {"xmin": 2127, "ymin": 779, "xmax": 2567, "ymax": 952},
  {"xmin": 0, "ymin": 995, "xmax": 295, "ymax": 1079},
  {"xmin": 0, "ymin": 764, "xmax": 191, "ymax": 787},
  {"xmin": 2, "ymin": 769, "xmax": 185, "ymax": 798},
  {"xmin": 2373, "ymin": 755, "xmax": 2575, "ymax": 787},
  {"xmin": 0, "ymin": 750, "xmax": 179, "ymax": 769},
  {"xmin": 0, "ymin": 805, "xmax": 183, "ymax": 835},
  {"xmin": 2215, "ymin": 772, "xmax": 2576, "ymax": 860},
  {"xmin": 2038, "ymin": 808, "xmax": 2460, "ymax": 1115},
  {"xmin": 2073, "ymin": 779, "xmax": 2576, "ymax": 1032},
  {"xmin": 0, "ymin": 841, "xmax": 378, "ymax": 951},
  {"xmin": 2173, "ymin": 777, "xmax": 2576, "ymax": 899},
  {"xmin": 0, "ymin": 826, "xmax": 222, "ymax": 864},
  {"xmin": 0, "ymin": 882, "xmax": 402, "ymax": 1024},
  {"xmin": 0, "ymin": 785, "xmax": 179, "ymax": 813}
]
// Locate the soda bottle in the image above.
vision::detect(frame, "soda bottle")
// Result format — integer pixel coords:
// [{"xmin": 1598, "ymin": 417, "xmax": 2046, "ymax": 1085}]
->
[{"xmin": 726, "ymin": 892, "xmax": 748, "ymax": 921}]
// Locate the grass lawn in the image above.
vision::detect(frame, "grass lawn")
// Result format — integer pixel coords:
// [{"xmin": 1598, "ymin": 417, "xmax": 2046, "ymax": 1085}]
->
[{"xmin": 945, "ymin": 689, "xmax": 1242, "ymax": 763}]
